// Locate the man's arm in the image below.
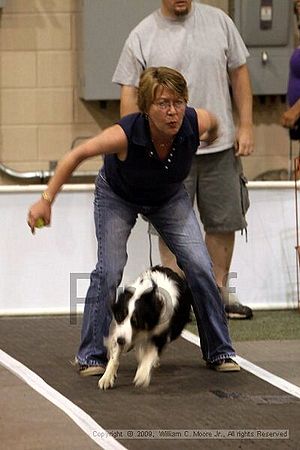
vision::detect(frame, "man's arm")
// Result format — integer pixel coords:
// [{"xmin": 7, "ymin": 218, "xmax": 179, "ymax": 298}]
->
[
  {"xmin": 196, "ymin": 109, "xmax": 219, "ymax": 144},
  {"xmin": 120, "ymin": 85, "xmax": 139, "ymax": 117},
  {"xmin": 229, "ymin": 64, "xmax": 254, "ymax": 156}
]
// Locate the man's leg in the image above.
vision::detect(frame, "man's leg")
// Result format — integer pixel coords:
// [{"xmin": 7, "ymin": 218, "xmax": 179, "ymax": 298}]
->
[
  {"xmin": 205, "ymin": 230, "xmax": 252, "ymax": 318},
  {"xmin": 158, "ymin": 229, "xmax": 252, "ymax": 319},
  {"xmin": 195, "ymin": 150, "xmax": 252, "ymax": 319},
  {"xmin": 158, "ymin": 236, "xmax": 184, "ymax": 277},
  {"xmin": 205, "ymin": 231, "xmax": 234, "ymax": 288}
]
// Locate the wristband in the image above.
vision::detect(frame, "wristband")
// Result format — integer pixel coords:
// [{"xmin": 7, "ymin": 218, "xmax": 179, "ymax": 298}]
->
[{"xmin": 42, "ymin": 191, "xmax": 52, "ymax": 203}]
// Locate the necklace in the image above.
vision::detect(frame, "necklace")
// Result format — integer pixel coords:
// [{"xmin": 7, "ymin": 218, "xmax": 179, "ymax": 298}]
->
[
  {"xmin": 151, "ymin": 138, "xmax": 173, "ymax": 152},
  {"xmin": 149, "ymin": 138, "xmax": 176, "ymax": 170}
]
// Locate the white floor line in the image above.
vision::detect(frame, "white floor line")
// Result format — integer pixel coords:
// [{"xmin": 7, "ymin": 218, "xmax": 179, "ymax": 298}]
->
[
  {"xmin": 181, "ymin": 329, "xmax": 300, "ymax": 400},
  {"xmin": 0, "ymin": 349, "xmax": 126, "ymax": 450}
]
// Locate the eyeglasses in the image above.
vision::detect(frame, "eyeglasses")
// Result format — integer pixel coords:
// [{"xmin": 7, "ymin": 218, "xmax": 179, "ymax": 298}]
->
[{"xmin": 153, "ymin": 99, "xmax": 186, "ymax": 111}]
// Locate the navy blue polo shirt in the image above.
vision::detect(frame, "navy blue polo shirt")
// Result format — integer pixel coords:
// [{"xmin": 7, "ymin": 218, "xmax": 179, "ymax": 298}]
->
[{"xmin": 103, "ymin": 106, "xmax": 199, "ymax": 206}]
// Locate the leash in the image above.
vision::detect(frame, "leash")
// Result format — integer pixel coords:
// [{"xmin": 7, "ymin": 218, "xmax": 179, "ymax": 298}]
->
[
  {"xmin": 148, "ymin": 227, "xmax": 154, "ymax": 267},
  {"xmin": 289, "ymin": 138, "xmax": 294, "ymax": 180},
  {"xmin": 293, "ymin": 139, "xmax": 300, "ymax": 311}
]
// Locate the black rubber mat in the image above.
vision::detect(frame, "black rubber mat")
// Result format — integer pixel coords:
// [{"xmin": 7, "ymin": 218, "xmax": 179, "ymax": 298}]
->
[{"xmin": 0, "ymin": 316, "xmax": 299, "ymax": 449}]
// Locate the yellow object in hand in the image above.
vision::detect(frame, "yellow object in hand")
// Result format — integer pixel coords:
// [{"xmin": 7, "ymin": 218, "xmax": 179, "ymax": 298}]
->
[{"xmin": 35, "ymin": 218, "xmax": 45, "ymax": 228}]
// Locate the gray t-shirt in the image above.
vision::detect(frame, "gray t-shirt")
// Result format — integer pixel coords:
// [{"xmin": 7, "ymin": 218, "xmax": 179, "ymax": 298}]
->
[{"xmin": 113, "ymin": 2, "xmax": 249, "ymax": 154}]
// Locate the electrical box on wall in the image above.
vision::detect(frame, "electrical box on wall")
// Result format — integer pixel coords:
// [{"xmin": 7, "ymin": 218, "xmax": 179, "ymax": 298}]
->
[
  {"xmin": 78, "ymin": 0, "xmax": 160, "ymax": 101},
  {"xmin": 229, "ymin": 0, "xmax": 294, "ymax": 95}
]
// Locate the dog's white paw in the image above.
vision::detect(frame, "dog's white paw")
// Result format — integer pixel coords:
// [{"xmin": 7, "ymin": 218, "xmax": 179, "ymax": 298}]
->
[
  {"xmin": 98, "ymin": 373, "xmax": 116, "ymax": 390},
  {"xmin": 133, "ymin": 369, "xmax": 151, "ymax": 388},
  {"xmin": 134, "ymin": 374, "xmax": 150, "ymax": 387}
]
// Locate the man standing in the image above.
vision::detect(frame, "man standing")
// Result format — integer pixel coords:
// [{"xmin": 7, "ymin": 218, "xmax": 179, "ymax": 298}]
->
[{"xmin": 113, "ymin": 0, "xmax": 254, "ymax": 319}]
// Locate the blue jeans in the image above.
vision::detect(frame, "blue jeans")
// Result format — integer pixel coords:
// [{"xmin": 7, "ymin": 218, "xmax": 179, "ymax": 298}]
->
[{"xmin": 77, "ymin": 173, "xmax": 236, "ymax": 366}]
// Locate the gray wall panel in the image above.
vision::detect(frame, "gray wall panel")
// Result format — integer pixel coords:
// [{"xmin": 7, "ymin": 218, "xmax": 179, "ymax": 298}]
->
[
  {"xmin": 78, "ymin": 0, "xmax": 160, "ymax": 100},
  {"xmin": 229, "ymin": 0, "xmax": 294, "ymax": 95}
]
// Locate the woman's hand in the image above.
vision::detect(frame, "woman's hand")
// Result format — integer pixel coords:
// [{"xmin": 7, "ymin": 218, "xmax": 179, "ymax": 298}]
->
[
  {"xmin": 280, "ymin": 107, "xmax": 300, "ymax": 129},
  {"xmin": 27, "ymin": 198, "xmax": 51, "ymax": 234}
]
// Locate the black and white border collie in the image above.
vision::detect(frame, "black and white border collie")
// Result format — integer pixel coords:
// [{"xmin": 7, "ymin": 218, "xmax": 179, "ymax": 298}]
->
[{"xmin": 98, "ymin": 266, "xmax": 192, "ymax": 390}]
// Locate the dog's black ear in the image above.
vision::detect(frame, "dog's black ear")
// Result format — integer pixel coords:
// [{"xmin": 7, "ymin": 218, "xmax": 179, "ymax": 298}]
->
[{"xmin": 112, "ymin": 288, "xmax": 133, "ymax": 323}]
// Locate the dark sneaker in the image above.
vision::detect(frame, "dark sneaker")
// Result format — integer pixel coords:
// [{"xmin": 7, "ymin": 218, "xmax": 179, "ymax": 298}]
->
[
  {"xmin": 71, "ymin": 358, "xmax": 106, "ymax": 377},
  {"xmin": 207, "ymin": 358, "xmax": 240, "ymax": 372},
  {"xmin": 220, "ymin": 290, "xmax": 253, "ymax": 320},
  {"xmin": 225, "ymin": 302, "xmax": 253, "ymax": 320}
]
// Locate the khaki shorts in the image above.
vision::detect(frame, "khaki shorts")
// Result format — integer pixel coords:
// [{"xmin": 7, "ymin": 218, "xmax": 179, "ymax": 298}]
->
[{"xmin": 149, "ymin": 148, "xmax": 249, "ymax": 235}]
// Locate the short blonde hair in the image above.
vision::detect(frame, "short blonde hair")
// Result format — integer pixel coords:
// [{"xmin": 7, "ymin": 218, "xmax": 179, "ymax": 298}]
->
[{"xmin": 137, "ymin": 66, "xmax": 188, "ymax": 113}]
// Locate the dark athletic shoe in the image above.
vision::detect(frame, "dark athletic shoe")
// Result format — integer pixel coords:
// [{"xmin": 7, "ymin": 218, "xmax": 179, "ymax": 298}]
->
[
  {"xmin": 207, "ymin": 358, "xmax": 240, "ymax": 372},
  {"xmin": 225, "ymin": 302, "xmax": 253, "ymax": 320},
  {"xmin": 220, "ymin": 290, "xmax": 253, "ymax": 320}
]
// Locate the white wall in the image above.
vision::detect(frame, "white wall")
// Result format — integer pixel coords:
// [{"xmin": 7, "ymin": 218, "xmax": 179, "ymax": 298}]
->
[
  {"xmin": 230, "ymin": 184, "xmax": 298, "ymax": 310},
  {"xmin": 0, "ymin": 182, "xmax": 298, "ymax": 315}
]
